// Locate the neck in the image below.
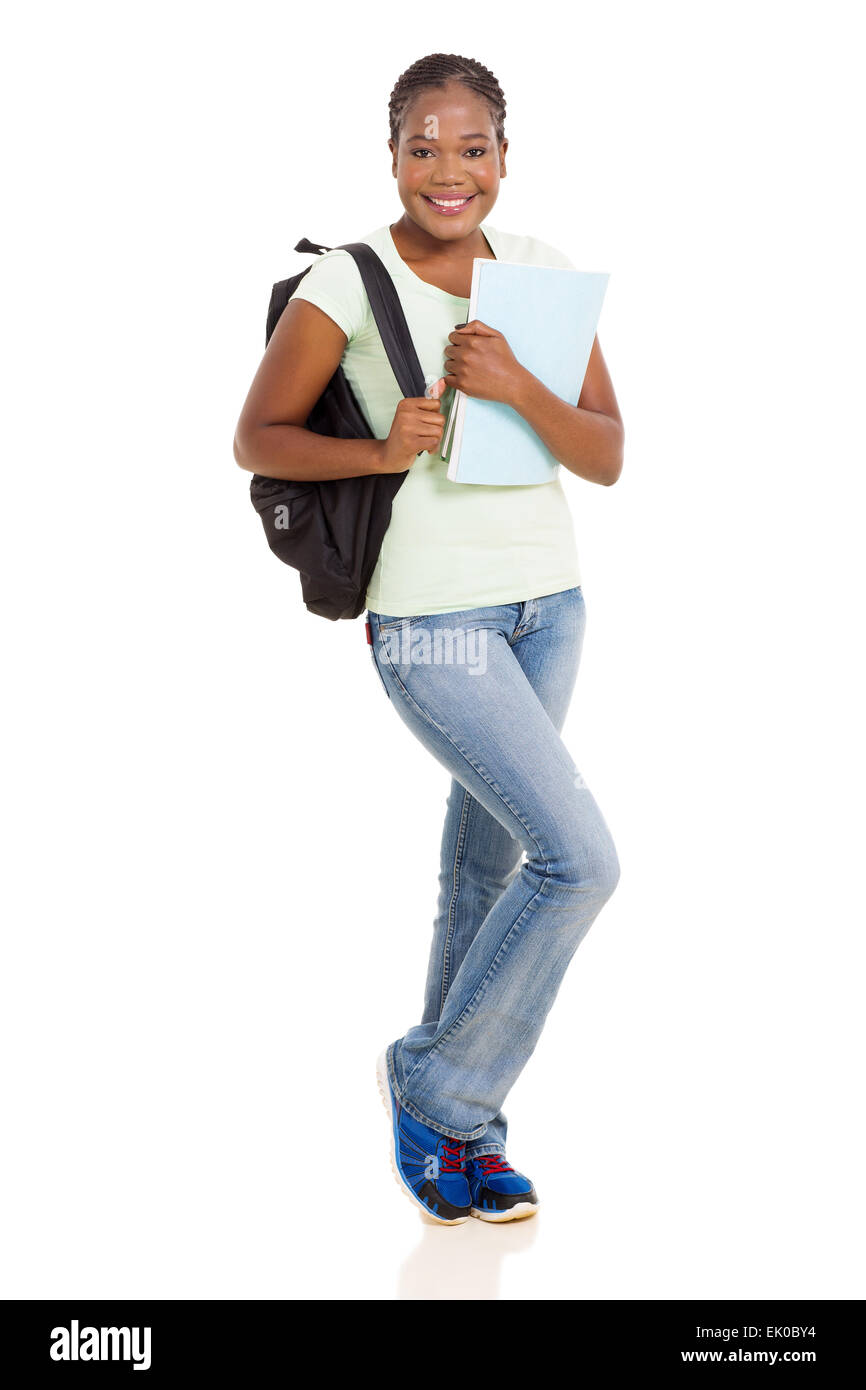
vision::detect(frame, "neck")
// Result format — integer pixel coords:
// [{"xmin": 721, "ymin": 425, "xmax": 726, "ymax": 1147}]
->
[{"xmin": 390, "ymin": 214, "xmax": 491, "ymax": 263}]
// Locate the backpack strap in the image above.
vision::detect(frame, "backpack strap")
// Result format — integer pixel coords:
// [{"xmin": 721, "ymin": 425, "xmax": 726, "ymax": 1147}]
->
[
  {"xmin": 338, "ymin": 242, "xmax": 428, "ymax": 400},
  {"xmin": 292, "ymin": 237, "xmax": 428, "ymax": 400}
]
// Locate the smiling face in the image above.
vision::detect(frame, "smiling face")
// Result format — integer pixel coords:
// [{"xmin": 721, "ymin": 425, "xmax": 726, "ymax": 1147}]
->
[{"xmin": 389, "ymin": 80, "xmax": 507, "ymax": 242}]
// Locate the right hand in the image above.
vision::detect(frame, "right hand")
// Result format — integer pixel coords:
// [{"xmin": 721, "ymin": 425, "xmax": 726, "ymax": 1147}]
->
[{"xmin": 379, "ymin": 386, "xmax": 446, "ymax": 473}]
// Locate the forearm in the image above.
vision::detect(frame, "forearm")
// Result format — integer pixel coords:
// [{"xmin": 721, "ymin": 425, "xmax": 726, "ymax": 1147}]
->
[
  {"xmin": 511, "ymin": 369, "xmax": 624, "ymax": 486},
  {"xmin": 234, "ymin": 424, "xmax": 384, "ymax": 482}
]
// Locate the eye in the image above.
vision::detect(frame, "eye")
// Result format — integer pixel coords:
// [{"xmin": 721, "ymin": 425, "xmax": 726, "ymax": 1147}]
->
[{"xmin": 409, "ymin": 147, "xmax": 489, "ymax": 159}]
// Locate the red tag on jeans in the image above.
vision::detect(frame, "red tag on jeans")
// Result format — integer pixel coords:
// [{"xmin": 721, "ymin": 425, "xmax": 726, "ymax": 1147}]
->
[{"xmin": 365, "ymin": 619, "xmax": 372, "ymax": 646}]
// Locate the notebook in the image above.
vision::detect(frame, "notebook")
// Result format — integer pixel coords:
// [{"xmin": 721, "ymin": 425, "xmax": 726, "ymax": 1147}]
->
[{"xmin": 440, "ymin": 259, "xmax": 609, "ymax": 485}]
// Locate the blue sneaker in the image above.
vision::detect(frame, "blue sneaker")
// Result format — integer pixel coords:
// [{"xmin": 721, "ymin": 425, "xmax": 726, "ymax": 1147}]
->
[
  {"xmin": 376, "ymin": 1050, "xmax": 471, "ymax": 1225},
  {"xmin": 466, "ymin": 1153, "xmax": 539, "ymax": 1222}
]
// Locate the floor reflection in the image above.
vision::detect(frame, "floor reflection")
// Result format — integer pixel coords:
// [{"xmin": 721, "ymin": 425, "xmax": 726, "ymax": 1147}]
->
[{"xmin": 397, "ymin": 1209, "xmax": 540, "ymax": 1299}]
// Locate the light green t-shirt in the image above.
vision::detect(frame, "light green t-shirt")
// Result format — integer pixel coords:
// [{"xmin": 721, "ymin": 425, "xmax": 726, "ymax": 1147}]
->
[{"xmin": 288, "ymin": 222, "xmax": 583, "ymax": 617}]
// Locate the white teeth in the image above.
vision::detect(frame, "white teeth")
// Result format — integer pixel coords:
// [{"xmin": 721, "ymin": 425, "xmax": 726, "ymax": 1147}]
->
[{"xmin": 427, "ymin": 196, "xmax": 471, "ymax": 207}]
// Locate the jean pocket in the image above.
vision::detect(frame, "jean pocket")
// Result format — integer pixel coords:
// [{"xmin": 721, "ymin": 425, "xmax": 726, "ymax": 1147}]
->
[{"xmin": 374, "ymin": 612, "xmax": 430, "ymax": 633}]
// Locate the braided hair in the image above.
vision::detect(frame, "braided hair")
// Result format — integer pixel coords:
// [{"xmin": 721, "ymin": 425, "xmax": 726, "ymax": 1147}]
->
[{"xmin": 388, "ymin": 54, "xmax": 506, "ymax": 148}]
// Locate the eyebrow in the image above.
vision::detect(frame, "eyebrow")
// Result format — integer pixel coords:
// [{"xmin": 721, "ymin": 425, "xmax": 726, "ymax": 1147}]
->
[{"xmin": 405, "ymin": 132, "xmax": 490, "ymax": 142}]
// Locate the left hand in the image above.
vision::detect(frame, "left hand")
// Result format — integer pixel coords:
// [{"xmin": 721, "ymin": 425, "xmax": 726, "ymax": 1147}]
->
[{"xmin": 440, "ymin": 320, "xmax": 527, "ymax": 403}]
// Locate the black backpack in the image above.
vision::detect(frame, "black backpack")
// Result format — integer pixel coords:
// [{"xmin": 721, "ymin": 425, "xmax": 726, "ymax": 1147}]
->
[{"xmin": 248, "ymin": 237, "xmax": 427, "ymax": 621}]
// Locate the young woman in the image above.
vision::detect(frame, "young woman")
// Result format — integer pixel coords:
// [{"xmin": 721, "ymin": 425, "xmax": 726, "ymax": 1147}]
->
[{"xmin": 234, "ymin": 53, "xmax": 624, "ymax": 1226}]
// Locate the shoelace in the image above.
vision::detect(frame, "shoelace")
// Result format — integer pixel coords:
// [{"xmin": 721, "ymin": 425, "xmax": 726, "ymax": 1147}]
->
[
  {"xmin": 476, "ymin": 1153, "xmax": 514, "ymax": 1175},
  {"xmin": 439, "ymin": 1138, "xmax": 467, "ymax": 1173}
]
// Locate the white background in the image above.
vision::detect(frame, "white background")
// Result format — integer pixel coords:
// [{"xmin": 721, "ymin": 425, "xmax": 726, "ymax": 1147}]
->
[{"xmin": 3, "ymin": 1, "xmax": 863, "ymax": 1301}]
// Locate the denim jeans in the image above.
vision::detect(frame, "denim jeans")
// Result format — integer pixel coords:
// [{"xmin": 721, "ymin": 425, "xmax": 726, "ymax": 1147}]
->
[{"xmin": 366, "ymin": 585, "xmax": 620, "ymax": 1150}]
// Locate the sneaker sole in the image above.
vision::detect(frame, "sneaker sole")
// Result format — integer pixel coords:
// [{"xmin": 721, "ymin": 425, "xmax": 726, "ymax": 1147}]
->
[
  {"xmin": 375, "ymin": 1049, "xmax": 469, "ymax": 1226},
  {"xmin": 469, "ymin": 1201, "xmax": 539, "ymax": 1223}
]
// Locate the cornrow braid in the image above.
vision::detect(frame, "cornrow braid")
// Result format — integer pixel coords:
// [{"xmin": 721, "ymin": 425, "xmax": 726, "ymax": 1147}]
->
[{"xmin": 388, "ymin": 53, "xmax": 506, "ymax": 147}]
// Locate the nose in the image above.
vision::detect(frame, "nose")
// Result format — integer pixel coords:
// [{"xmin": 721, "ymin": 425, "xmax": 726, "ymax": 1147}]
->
[{"xmin": 433, "ymin": 152, "xmax": 470, "ymax": 185}]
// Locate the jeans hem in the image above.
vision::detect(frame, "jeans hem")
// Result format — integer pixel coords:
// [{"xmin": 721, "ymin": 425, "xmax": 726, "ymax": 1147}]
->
[
  {"xmin": 464, "ymin": 1143, "xmax": 507, "ymax": 1158},
  {"xmin": 387, "ymin": 1042, "xmax": 489, "ymax": 1144}
]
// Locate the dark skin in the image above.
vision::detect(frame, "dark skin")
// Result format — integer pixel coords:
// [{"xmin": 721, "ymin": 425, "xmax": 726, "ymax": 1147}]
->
[{"xmin": 233, "ymin": 80, "xmax": 623, "ymax": 486}]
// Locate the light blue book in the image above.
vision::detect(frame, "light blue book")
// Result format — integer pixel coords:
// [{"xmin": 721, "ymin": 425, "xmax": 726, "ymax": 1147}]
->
[{"xmin": 441, "ymin": 259, "xmax": 609, "ymax": 484}]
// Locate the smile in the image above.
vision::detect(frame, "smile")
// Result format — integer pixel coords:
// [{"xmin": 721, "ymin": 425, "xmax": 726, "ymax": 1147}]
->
[{"xmin": 420, "ymin": 193, "xmax": 477, "ymax": 216}]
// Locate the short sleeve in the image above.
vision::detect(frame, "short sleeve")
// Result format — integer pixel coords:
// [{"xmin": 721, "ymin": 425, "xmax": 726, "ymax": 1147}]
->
[
  {"xmin": 515, "ymin": 233, "xmax": 579, "ymax": 272},
  {"xmin": 287, "ymin": 249, "xmax": 370, "ymax": 344},
  {"xmin": 543, "ymin": 243, "xmax": 577, "ymax": 271}
]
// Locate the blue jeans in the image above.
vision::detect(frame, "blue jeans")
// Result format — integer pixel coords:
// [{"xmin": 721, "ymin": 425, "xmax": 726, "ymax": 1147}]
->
[{"xmin": 366, "ymin": 586, "xmax": 620, "ymax": 1150}]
